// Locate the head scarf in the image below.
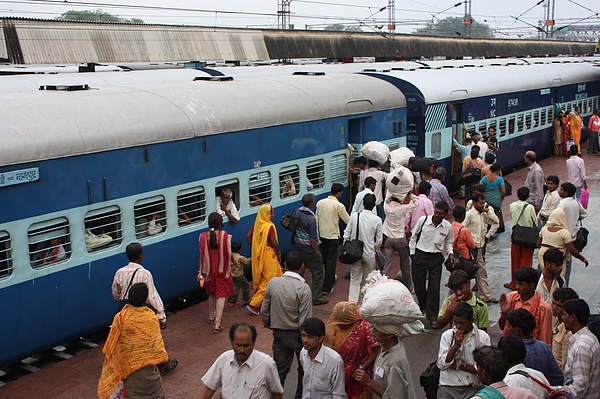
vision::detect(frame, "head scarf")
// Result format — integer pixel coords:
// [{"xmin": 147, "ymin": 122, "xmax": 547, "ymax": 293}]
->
[
  {"xmin": 251, "ymin": 205, "xmax": 278, "ymax": 287},
  {"xmin": 325, "ymin": 301, "xmax": 361, "ymax": 351},
  {"xmin": 546, "ymin": 208, "xmax": 568, "ymax": 230}
]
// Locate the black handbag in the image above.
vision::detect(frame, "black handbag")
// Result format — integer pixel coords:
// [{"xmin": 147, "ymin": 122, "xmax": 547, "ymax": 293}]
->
[
  {"xmin": 444, "ymin": 227, "xmax": 479, "ymax": 279},
  {"xmin": 457, "ymin": 167, "xmax": 482, "ymax": 185},
  {"xmin": 573, "ymin": 226, "xmax": 589, "ymax": 252},
  {"xmin": 511, "ymin": 204, "xmax": 539, "ymax": 249},
  {"xmin": 505, "ymin": 180, "xmax": 513, "ymax": 197},
  {"xmin": 339, "ymin": 213, "xmax": 364, "ymax": 264},
  {"xmin": 419, "ymin": 360, "xmax": 440, "ymax": 399}
]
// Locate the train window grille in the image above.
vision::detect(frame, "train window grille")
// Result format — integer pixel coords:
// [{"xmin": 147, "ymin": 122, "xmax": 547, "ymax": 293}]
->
[
  {"xmin": 28, "ymin": 217, "xmax": 71, "ymax": 269},
  {"xmin": 499, "ymin": 118, "xmax": 507, "ymax": 137},
  {"xmin": 279, "ymin": 166, "xmax": 300, "ymax": 200},
  {"xmin": 525, "ymin": 113, "xmax": 532, "ymax": 130},
  {"xmin": 177, "ymin": 187, "xmax": 207, "ymax": 226},
  {"xmin": 393, "ymin": 121, "xmax": 402, "ymax": 136},
  {"xmin": 84, "ymin": 206, "xmax": 123, "ymax": 252},
  {"xmin": 307, "ymin": 160, "xmax": 325, "ymax": 190},
  {"xmin": 533, "ymin": 111, "xmax": 540, "ymax": 128},
  {"xmin": 508, "ymin": 117, "xmax": 516, "ymax": 135},
  {"xmin": 387, "ymin": 143, "xmax": 399, "ymax": 152},
  {"xmin": 466, "ymin": 124, "xmax": 476, "ymax": 138},
  {"xmin": 489, "ymin": 120, "xmax": 497, "ymax": 135},
  {"xmin": 478, "ymin": 123, "xmax": 487, "ymax": 135},
  {"xmin": 331, "ymin": 154, "xmax": 348, "ymax": 184},
  {"xmin": 350, "ymin": 147, "xmax": 359, "ymax": 165},
  {"xmin": 134, "ymin": 196, "xmax": 167, "ymax": 239},
  {"xmin": 0, "ymin": 231, "xmax": 13, "ymax": 278},
  {"xmin": 249, "ymin": 172, "xmax": 272, "ymax": 207},
  {"xmin": 517, "ymin": 114, "xmax": 524, "ymax": 132},
  {"xmin": 542, "ymin": 108, "xmax": 550, "ymax": 126},
  {"xmin": 431, "ymin": 132, "xmax": 442, "ymax": 159}
]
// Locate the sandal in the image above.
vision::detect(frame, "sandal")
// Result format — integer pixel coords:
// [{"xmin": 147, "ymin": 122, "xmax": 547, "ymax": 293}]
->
[
  {"xmin": 213, "ymin": 325, "xmax": 223, "ymax": 334},
  {"xmin": 160, "ymin": 359, "xmax": 178, "ymax": 376},
  {"xmin": 208, "ymin": 318, "xmax": 215, "ymax": 324}
]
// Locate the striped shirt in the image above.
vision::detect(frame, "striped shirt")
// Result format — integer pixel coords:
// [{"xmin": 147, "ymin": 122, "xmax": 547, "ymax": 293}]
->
[
  {"xmin": 429, "ymin": 179, "xmax": 455, "ymax": 210},
  {"xmin": 112, "ymin": 262, "xmax": 166, "ymax": 322}
]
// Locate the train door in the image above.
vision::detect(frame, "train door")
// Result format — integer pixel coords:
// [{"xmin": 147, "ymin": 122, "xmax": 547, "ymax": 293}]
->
[{"xmin": 450, "ymin": 103, "xmax": 464, "ymax": 191}]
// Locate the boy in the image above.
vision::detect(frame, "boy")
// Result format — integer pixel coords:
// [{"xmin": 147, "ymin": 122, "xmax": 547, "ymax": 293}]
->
[
  {"xmin": 227, "ymin": 242, "xmax": 251, "ymax": 307},
  {"xmin": 437, "ymin": 302, "xmax": 490, "ymax": 399},
  {"xmin": 537, "ymin": 175, "xmax": 560, "ymax": 225},
  {"xmin": 435, "ymin": 270, "xmax": 489, "ymax": 331}
]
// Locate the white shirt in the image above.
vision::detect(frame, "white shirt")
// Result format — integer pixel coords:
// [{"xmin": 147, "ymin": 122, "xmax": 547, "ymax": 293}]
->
[
  {"xmin": 437, "ymin": 325, "xmax": 490, "ymax": 387},
  {"xmin": 557, "ymin": 197, "xmax": 587, "ymax": 238},
  {"xmin": 504, "ymin": 363, "xmax": 550, "ymax": 399},
  {"xmin": 352, "ymin": 187, "xmax": 377, "ymax": 215},
  {"xmin": 566, "ymin": 155, "xmax": 586, "ymax": 188},
  {"xmin": 409, "ymin": 215, "xmax": 453, "ymax": 256},
  {"xmin": 343, "ymin": 210, "xmax": 383, "ymax": 258},
  {"xmin": 202, "ymin": 349, "xmax": 284, "ymax": 399},
  {"xmin": 473, "ymin": 141, "xmax": 489, "ymax": 160},
  {"xmin": 463, "ymin": 206, "xmax": 499, "ymax": 248},
  {"xmin": 365, "ymin": 167, "xmax": 389, "ymax": 205},
  {"xmin": 382, "ymin": 194, "xmax": 419, "ymax": 239},
  {"xmin": 216, "ymin": 196, "xmax": 240, "ymax": 222},
  {"xmin": 538, "ymin": 190, "xmax": 560, "ymax": 220},
  {"xmin": 300, "ymin": 345, "xmax": 347, "ymax": 399},
  {"xmin": 112, "ymin": 262, "xmax": 166, "ymax": 322}
]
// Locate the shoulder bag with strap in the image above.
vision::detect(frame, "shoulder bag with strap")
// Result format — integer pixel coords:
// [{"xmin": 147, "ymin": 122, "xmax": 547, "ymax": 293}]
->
[
  {"xmin": 510, "ymin": 370, "xmax": 574, "ymax": 399},
  {"xmin": 339, "ymin": 213, "xmax": 364, "ymax": 264},
  {"xmin": 511, "ymin": 203, "xmax": 539, "ymax": 248},
  {"xmin": 444, "ymin": 226, "xmax": 479, "ymax": 278},
  {"xmin": 118, "ymin": 268, "xmax": 140, "ymax": 312}
]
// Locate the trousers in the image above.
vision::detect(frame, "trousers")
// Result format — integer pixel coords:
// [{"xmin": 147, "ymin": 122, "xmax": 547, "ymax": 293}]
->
[
  {"xmin": 412, "ymin": 249, "xmax": 444, "ymax": 321},
  {"xmin": 348, "ymin": 256, "xmax": 376, "ymax": 303},
  {"xmin": 383, "ymin": 237, "xmax": 412, "ymax": 291},
  {"xmin": 473, "ymin": 247, "xmax": 493, "ymax": 302},
  {"xmin": 272, "ymin": 329, "xmax": 303, "ymax": 399},
  {"xmin": 509, "ymin": 243, "xmax": 534, "ymax": 290},
  {"xmin": 319, "ymin": 238, "xmax": 340, "ymax": 293},
  {"xmin": 299, "ymin": 251, "xmax": 324, "ymax": 302}
]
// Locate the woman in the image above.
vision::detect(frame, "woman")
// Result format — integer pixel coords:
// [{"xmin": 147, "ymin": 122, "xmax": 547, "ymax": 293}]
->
[
  {"xmin": 569, "ymin": 106, "xmax": 583, "ymax": 155},
  {"xmin": 462, "ymin": 146, "xmax": 485, "ymax": 202},
  {"xmin": 562, "ymin": 112, "xmax": 571, "ymax": 156},
  {"xmin": 553, "ymin": 113, "xmax": 564, "ymax": 156},
  {"xmin": 246, "ymin": 205, "xmax": 282, "ymax": 314},
  {"xmin": 480, "ymin": 162, "xmax": 506, "ymax": 233},
  {"xmin": 537, "ymin": 208, "xmax": 587, "ymax": 284},
  {"xmin": 324, "ymin": 302, "xmax": 380, "ymax": 399},
  {"xmin": 198, "ymin": 212, "xmax": 233, "ymax": 334}
]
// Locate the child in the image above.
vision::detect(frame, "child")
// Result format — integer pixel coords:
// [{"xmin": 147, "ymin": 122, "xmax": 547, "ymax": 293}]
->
[
  {"xmin": 435, "ymin": 270, "xmax": 489, "ymax": 331},
  {"xmin": 227, "ymin": 241, "xmax": 251, "ymax": 307}
]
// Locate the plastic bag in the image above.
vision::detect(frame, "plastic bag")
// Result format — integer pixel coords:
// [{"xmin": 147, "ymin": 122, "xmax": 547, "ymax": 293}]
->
[
  {"xmin": 579, "ymin": 188, "xmax": 589, "ymax": 209},
  {"xmin": 361, "ymin": 141, "xmax": 390, "ymax": 165},
  {"xmin": 390, "ymin": 147, "xmax": 415, "ymax": 168}
]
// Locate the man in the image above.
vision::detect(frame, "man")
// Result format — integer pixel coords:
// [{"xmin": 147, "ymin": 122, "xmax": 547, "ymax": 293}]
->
[
  {"xmin": 471, "ymin": 346, "xmax": 538, "ymax": 399},
  {"xmin": 299, "ymin": 318, "xmax": 346, "ymax": 399},
  {"xmin": 499, "ymin": 334, "xmax": 551, "ymax": 399},
  {"xmin": 485, "ymin": 126, "xmax": 499, "ymax": 154},
  {"xmin": 463, "ymin": 193, "xmax": 499, "ymax": 303},
  {"xmin": 557, "ymin": 181, "xmax": 587, "ymax": 284},
  {"xmin": 354, "ymin": 156, "xmax": 369, "ymax": 191},
  {"xmin": 215, "ymin": 188, "xmax": 239, "ymax": 224},
  {"xmin": 588, "ymin": 109, "xmax": 600, "ymax": 154},
  {"xmin": 343, "ymin": 194, "xmax": 382, "ymax": 303},
  {"xmin": 352, "ymin": 176, "xmax": 377, "ymax": 215},
  {"xmin": 537, "ymin": 175, "xmax": 560, "ymax": 225},
  {"xmin": 199, "ymin": 323, "xmax": 284, "ymax": 399},
  {"xmin": 553, "ymin": 299, "xmax": 600, "ymax": 398},
  {"xmin": 112, "ymin": 242, "xmax": 167, "ymax": 328},
  {"xmin": 535, "ymin": 248, "xmax": 565, "ymax": 304},
  {"xmin": 506, "ymin": 187, "xmax": 537, "ymax": 291},
  {"xmin": 316, "ymin": 183, "xmax": 350, "ymax": 295},
  {"xmin": 452, "ymin": 134, "xmax": 473, "ymax": 162},
  {"xmin": 404, "ymin": 180, "xmax": 434, "ymax": 235},
  {"xmin": 499, "ymin": 266, "xmax": 552, "ymax": 345},
  {"xmin": 437, "ymin": 302, "xmax": 490, "ymax": 399},
  {"xmin": 409, "ymin": 201, "xmax": 454, "ymax": 325},
  {"xmin": 352, "ymin": 324, "xmax": 416, "ymax": 399},
  {"xmin": 471, "ymin": 134, "xmax": 488, "ymax": 161},
  {"xmin": 551, "ymin": 287, "xmax": 579, "ymax": 371},
  {"xmin": 524, "ymin": 150, "xmax": 544, "ymax": 212},
  {"xmin": 429, "ymin": 167, "xmax": 455, "ymax": 211},
  {"xmin": 382, "ymin": 191, "xmax": 419, "ymax": 289},
  {"xmin": 364, "ymin": 160, "xmax": 389, "ymax": 220},
  {"xmin": 435, "ymin": 270, "xmax": 489, "ymax": 331},
  {"xmin": 98, "ymin": 283, "xmax": 169, "ymax": 399},
  {"xmin": 294, "ymin": 193, "xmax": 328, "ymax": 305},
  {"xmin": 566, "ymin": 144, "xmax": 587, "ymax": 199},
  {"xmin": 503, "ymin": 308, "xmax": 564, "ymax": 385},
  {"xmin": 261, "ymin": 252, "xmax": 312, "ymax": 399}
]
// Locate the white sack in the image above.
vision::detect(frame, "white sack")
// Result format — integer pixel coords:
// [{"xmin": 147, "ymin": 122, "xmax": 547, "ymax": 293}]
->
[{"xmin": 361, "ymin": 141, "xmax": 389, "ymax": 165}]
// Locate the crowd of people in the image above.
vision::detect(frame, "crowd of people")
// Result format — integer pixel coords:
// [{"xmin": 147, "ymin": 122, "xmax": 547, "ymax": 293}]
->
[{"xmin": 96, "ymin": 134, "xmax": 600, "ymax": 399}]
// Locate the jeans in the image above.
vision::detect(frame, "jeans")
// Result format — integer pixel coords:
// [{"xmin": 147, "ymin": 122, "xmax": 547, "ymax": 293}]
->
[
  {"xmin": 319, "ymin": 238, "xmax": 340, "ymax": 293},
  {"xmin": 299, "ymin": 251, "xmax": 324, "ymax": 302},
  {"xmin": 272, "ymin": 329, "xmax": 303, "ymax": 399}
]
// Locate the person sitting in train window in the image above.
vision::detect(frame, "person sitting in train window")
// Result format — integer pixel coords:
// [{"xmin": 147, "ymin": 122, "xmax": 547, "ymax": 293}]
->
[
  {"xmin": 177, "ymin": 206, "xmax": 191, "ymax": 225},
  {"xmin": 85, "ymin": 229, "xmax": 113, "ymax": 251},
  {"xmin": 280, "ymin": 175, "xmax": 296, "ymax": 198},
  {"xmin": 147, "ymin": 213, "xmax": 163, "ymax": 236},
  {"xmin": 508, "ymin": 119, "xmax": 515, "ymax": 134},
  {"xmin": 249, "ymin": 191, "xmax": 264, "ymax": 208},
  {"xmin": 216, "ymin": 188, "xmax": 239, "ymax": 224},
  {"xmin": 38, "ymin": 237, "xmax": 66, "ymax": 265},
  {"xmin": 306, "ymin": 177, "xmax": 314, "ymax": 191}
]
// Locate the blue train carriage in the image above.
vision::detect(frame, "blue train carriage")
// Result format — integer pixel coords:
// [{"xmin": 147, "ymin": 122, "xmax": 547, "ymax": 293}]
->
[
  {"xmin": 0, "ymin": 72, "xmax": 406, "ymax": 366},
  {"xmin": 361, "ymin": 61, "xmax": 600, "ymax": 189}
]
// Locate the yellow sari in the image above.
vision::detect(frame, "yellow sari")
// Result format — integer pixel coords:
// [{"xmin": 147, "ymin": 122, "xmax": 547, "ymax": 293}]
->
[{"xmin": 249, "ymin": 205, "xmax": 282, "ymax": 307}]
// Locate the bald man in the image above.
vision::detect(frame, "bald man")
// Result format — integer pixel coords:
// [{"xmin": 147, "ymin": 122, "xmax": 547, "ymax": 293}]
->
[{"xmin": 524, "ymin": 151, "xmax": 544, "ymax": 212}]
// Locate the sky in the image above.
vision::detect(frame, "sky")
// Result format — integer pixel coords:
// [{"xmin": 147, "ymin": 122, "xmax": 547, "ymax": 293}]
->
[{"xmin": 0, "ymin": 0, "xmax": 598, "ymax": 38}]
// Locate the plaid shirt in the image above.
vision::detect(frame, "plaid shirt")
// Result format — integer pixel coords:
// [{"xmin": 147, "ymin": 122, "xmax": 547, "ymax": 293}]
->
[
  {"xmin": 553, "ymin": 327, "xmax": 600, "ymax": 399},
  {"xmin": 523, "ymin": 337, "xmax": 564, "ymax": 386},
  {"xmin": 429, "ymin": 179, "xmax": 455, "ymax": 210}
]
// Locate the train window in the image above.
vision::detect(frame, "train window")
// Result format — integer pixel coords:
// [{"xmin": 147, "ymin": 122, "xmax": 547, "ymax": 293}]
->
[
  {"xmin": 0, "ymin": 231, "xmax": 13, "ymax": 278},
  {"xmin": 216, "ymin": 180, "xmax": 240, "ymax": 221},
  {"xmin": 533, "ymin": 111, "xmax": 539, "ymax": 128},
  {"xmin": 393, "ymin": 121, "xmax": 402, "ymax": 136},
  {"xmin": 499, "ymin": 118, "xmax": 507, "ymax": 137},
  {"xmin": 177, "ymin": 187, "xmax": 207, "ymax": 226},
  {"xmin": 525, "ymin": 113, "xmax": 532, "ymax": 130},
  {"xmin": 466, "ymin": 124, "xmax": 476, "ymax": 137},
  {"xmin": 478, "ymin": 123, "xmax": 487, "ymax": 136},
  {"xmin": 28, "ymin": 217, "xmax": 71, "ymax": 269},
  {"xmin": 489, "ymin": 120, "xmax": 497, "ymax": 135},
  {"xmin": 84, "ymin": 206, "xmax": 122, "ymax": 252},
  {"xmin": 134, "ymin": 196, "xmax": 166, "ymax": 239},
  {"xmin": 431, "ymin": 132, "xmax": 442, "ymax": 159},
  {"xmin": 249, "ymin": 172, "xmax": 272, "ymax": 207},
  {"xmin": 508, "ymin": 117, "xmax": 515, "ymax": 134},
  {"xmin": 307, "ymin": 159, "xmax": 325, "ymax": 191},
  {"xmin": 279, "ymin": 166, "xmax": 300, "ymax": 199},
  {"xmin": 388, "ymin": 143, "xmax": 399, "ymax": 152},
  {"xmin": 516, "ymin": 114, "xmax": 524, "ymax": 132},
  {"xmin": 331, "ymin": 154, "xmax": 348, "ymax": 184}
]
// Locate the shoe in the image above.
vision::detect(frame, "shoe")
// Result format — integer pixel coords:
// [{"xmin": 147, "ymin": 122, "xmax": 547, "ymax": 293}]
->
[
  {"xmin": 503, "ymin": 283, "xmax": 514, "ymax": 290},
  {"xmin": 227, "ymin": 302, "xmax": 238, "ymax": 308},
  {"xmin": 213, "ymin": 325, "xmax": 223, "ymax": 334},
  {"xmin": 344, "ymin": 273, "xmax": 350, "ymax": 279},
  {"xmin": 208, "ymin": 318, "xmax": 215, "ymax": 324},
  {"xmin": 313, "ymin": 298, "xmax": 329, "ymax": 305},
  {"xmin": 472, "ymin": 284, "xmax": 478, "ymax": 291},
  {"xmin": 322, "ymin": 288, "xmax": 334, "ymax": 296},
  {"xmin": 160, "ymin": 359, "xmax": 178, "ymax": 376},
  {"xmin": 334, "ymin": 274, "xmax": 338, "ymax": 282},
  {"xmin": 246, "ymin": 304, "xmax": 260, "ymax": 315},
  {"xmin": 485, "ymin": 297, "xmax": 499, "ymax": 304}
]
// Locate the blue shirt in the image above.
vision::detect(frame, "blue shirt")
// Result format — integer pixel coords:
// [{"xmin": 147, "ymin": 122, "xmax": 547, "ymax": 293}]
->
[
  {"xmin": 294, "ymin": 207, "xmax": 320, "ymax": 253},
  {"xmin": 452, "ymin": 138, "xmax": 472, "ymax": 161},
  {"xmin": 523, "ymin": 337, "xmax": 564, "ymax": 386}
]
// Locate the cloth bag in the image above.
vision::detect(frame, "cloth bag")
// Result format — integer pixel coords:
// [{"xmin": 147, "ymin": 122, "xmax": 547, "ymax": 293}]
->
[
  {"xmin": 573, "ymin": 226, "xmax": 589, "ymax": 252},
  {"xmin": 511, "ymin": 204, "xmax": 539, "ymax": 248},
  {"xmin": 339, "ymin": 213, "xmax": 363, "ymax": 264}
]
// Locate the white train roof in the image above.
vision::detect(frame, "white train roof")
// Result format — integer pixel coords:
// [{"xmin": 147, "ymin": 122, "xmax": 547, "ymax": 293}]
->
[
  {"xmin": 2, "ymin": 73, "xmax": 406, "ymax": 167},
  {"xmin": 369, "ymin": 62, "xmax": 600, "ymax": 104}
]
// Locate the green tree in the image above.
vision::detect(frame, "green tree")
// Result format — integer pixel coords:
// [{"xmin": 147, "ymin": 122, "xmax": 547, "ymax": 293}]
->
[
  {"xmin": 415, "ymin": 16, "xmax": 493, "ymax": 38},
  {"xmin": 323, "ymin": 24, "xmax": 363, "ymax": 32},
  {"xmin": 56, "ymin": 9, "xmax": 143, "ymax": 24}
]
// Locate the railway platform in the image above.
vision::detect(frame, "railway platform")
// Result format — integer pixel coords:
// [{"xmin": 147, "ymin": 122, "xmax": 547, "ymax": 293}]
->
[{"xmin": 1, "ymin": 147, "xmax": 599, "ymax": 399}]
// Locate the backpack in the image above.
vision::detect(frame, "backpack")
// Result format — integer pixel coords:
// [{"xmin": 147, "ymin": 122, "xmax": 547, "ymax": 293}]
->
[
  {"xmin": 280, "ymin": 210, "xmax": 299, "ymax": 244},
  {"xmin": 510, "ymin": 370, "xmax": 575, "ymax": 399}
]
